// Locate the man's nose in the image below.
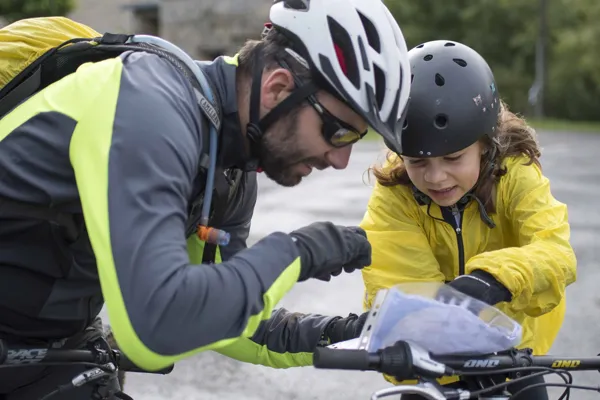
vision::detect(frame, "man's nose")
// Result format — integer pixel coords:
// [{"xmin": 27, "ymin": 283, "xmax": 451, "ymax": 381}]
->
[{"xmin": 325, "ymin": 145, "xmax": 353, "ymax": 170}]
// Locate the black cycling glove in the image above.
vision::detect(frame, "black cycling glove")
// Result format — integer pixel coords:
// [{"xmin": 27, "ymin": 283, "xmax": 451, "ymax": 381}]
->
[
  {"xmin": 322, "ymin": 312, "xmax": 369, "ymax": 345},
  {"xmin": 446, "ymin": 270, "xmax": 512, "ymax": 306},
  {"xmin": 289, "ymin": 221, "xmax": 371, "ymax": 282}
]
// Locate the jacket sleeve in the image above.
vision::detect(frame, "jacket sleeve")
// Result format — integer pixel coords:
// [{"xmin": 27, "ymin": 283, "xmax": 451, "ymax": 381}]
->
[
  {"xmin": 466, "ymin": 158, "xmax": 577, "ymax": 316},
  {"xmin": 69, "ymin": 51, "xmax": 302, "ymax": 371},
  {"xmin": 215, "ymin": 308, "xmax": 335, "ymax": 368},
  {"xmin": 209, "ymin": 171, "xmax": 336, "ymax": 368},
  {"xmin": 359, "ymin": 181, "xmax": 445, "ymax": 310}
]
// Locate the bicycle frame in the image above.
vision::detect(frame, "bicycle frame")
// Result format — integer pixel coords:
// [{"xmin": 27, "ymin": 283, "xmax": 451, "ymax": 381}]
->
[{"xmin": 0, "ymin": 338, "xmax": 173, "ymax": 400}]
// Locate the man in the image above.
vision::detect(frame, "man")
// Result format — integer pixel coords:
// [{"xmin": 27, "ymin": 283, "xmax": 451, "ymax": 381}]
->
[{"xmin": 0, "ymin": 0, "xmax": 411, "ymax": 398}]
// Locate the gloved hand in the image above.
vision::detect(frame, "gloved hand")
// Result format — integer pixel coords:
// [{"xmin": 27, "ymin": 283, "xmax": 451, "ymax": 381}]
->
[
  {"xmin": 446, "ymin": 270, "xmax": 512, "ymax": 306},
  {"xmin": 289, "ymin": 221, "xmax": 371, "ymax": 282},
  {"xmin": 322, "ymin": 312, "xmax": 369, "ymax": 345}
]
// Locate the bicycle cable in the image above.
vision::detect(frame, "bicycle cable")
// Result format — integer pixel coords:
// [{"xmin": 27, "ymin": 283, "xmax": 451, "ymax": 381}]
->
[
  {"xmin": 454, "ymin": 367, "xmax": 572, "ymax": 399},
  {"xmin": 510, "ymin": 382, "xmax": 600, "ymax": 400}
]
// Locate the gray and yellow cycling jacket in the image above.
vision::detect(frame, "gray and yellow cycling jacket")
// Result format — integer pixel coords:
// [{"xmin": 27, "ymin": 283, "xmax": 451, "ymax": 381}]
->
[{"xmin": 0, "ymin": 50, "xmax": 336, "ymax": 371}]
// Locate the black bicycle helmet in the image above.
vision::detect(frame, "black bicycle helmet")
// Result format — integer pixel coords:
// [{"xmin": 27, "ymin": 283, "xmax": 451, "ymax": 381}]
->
[{"xmin": 399, "ymin": 40, "xmax": 500, "ymax": 158}]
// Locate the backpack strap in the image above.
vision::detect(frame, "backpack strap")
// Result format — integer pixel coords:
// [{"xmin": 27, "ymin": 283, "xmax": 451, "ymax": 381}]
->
[
  {"xmin": 0, "ymin": 34, "xmax": 223, "ymax": 245},
  {"xmin": 0, "ymin": 67, "xmax": 42, "ymax": 120},
  {"xmin": 0, "ymin": 36, "xmax": 102, "ymax": 120},
  {"xmin": 0, "ymin": 197, "xmax": 80, "ymax": 242}
]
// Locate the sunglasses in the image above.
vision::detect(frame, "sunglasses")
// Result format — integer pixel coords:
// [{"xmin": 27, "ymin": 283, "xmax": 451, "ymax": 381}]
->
[
  {"xmin": 277, "ymin": 58, "xmax": 368, "ymax": 148},
  {"xmin": 305, "ymin": 93, "xmax": 368, "ymax": 147}
]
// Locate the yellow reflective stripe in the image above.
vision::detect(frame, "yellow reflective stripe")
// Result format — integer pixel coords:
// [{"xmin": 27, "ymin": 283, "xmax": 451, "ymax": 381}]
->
[
  {"xmin": 187, "ymin": 235, "xmax": 223, "ymax": 264},
  {"xmin": 69, "ymin": 57, "xmax": 215, "ymax": 371},
  {"xmin": 188, "ymin": 239, "xmax": 304, "ymax": 366},
  {"xmin": 216, "ymin": 246, "xmax": 222, "ymax": 263},
  {"xmin": 223, "ymin": 53, "xmax": 239, "ymax": 66},
  {"xmin": 216, "ymin": 334, "xmax": 313, "ymax": 369},
  {"xmin": 190, "ymin": 238, "xmax": 304, "ymax": 366},
  {"xmin": 234, "ymin": 257, "xmax": 301, "ymax": 346},
  {"xmin": 0, "ymin": 65, "xmax": 94, "ymax": 142},
  {"xmin": 244, "ymin": 258, "xmax": 301, "ymax": 336},
  {"xmin": 69, "ymin": 57, "xmax": 178, "ymax": 371},
  {"xmin": 187, "ymin": 235, "xmax": 205, "ymax": 264}
]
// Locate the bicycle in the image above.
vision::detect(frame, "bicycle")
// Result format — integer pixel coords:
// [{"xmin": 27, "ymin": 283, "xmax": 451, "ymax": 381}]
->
[
  {"xmin": 0, "ymin": 337, "xmax": 174, "ymax": 400},
  {"xmin": 313, "ymin": 340, "xmax": 600, "ymax": 399}
]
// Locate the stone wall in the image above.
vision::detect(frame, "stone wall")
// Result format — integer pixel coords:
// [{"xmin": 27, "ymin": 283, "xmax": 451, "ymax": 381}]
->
[
  {"xmin": 68, "ymin": 0, "xmax": 134, "ymax": 35},
  {"xmin": 68, "ymin": 0, "xmax": 272, "ymax": 60},
  {"xmin": 1, "ymin": 0, "xmax": 272, "ymax": 59},
  {"xmin": 160, "ymin": 0, "xmax": 272, "ymax": 60}
]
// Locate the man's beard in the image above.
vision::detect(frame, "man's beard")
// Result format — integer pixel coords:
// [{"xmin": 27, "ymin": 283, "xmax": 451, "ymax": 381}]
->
[{"xmin": 256, "ymin": 110, "xmax": 322, "ymax": 187}]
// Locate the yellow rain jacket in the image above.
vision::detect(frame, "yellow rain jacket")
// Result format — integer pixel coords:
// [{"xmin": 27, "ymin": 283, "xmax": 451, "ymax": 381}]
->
[{"xmin": 360, "ymin": 155, "xmax": 577, "ymax": 385}]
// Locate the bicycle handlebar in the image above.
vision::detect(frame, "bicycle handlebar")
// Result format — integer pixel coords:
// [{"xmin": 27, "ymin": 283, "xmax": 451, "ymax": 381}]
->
[
  {"xmin": 314, "ymin": 341, "xmax": 454, "ymax": 381},
  {"xmin": 314, "ymin": 341, "xmax": 600, "ymax": 399},
  {"xmin": 0, "ymin": 338, "xmax": 174, "ymax": 374},
  {"xmin": 314, "ymin": 341, "xmax": 600, "ymax": 377}
]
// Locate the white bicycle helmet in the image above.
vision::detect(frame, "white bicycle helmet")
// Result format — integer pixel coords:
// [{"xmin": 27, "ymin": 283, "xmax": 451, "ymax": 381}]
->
[{"xmin": 268, "ymin": 0, "xmax": 411, "ymax": 153}]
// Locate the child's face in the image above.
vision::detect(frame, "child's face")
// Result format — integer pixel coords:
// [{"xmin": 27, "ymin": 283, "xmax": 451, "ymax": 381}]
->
[{"xmin": 403, "ymin": 141, "xmax": 483, "ymax": 207}]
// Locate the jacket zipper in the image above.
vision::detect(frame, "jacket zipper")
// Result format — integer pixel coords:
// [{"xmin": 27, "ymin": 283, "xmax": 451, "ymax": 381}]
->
[{"xmin": 450, "ymin": 205, "xmax": 466, "ymax": 276}]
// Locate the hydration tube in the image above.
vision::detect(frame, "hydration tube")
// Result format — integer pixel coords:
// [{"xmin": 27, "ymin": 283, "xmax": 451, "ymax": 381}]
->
[{"xmin": 125, "ymin": 35, "xmax": 230, "ymax": 246}]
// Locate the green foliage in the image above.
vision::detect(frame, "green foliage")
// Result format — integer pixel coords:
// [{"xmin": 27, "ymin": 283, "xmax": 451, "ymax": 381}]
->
[
  {"xmin": 385, "ymin": 0, "xmax": 600, "ymax": 121},
  {"xmin": 0, "ymin": 0, "xmax": 76, "ymax": 23}
]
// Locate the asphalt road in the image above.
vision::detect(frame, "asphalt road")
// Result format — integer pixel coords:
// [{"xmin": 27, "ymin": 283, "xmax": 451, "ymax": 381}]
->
[{"xmin": 103, "ymin": 130, "xmax": 600, "ymax": 400}]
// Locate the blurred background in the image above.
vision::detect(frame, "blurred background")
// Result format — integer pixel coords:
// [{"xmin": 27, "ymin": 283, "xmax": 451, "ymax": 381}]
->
[
  {"xmin": 2, "ymin": 1, "xmax": 599, "ymax": 399},
  {"xmin": 2, "ymin": 0, "xmax": 600, "ymax": 127}
]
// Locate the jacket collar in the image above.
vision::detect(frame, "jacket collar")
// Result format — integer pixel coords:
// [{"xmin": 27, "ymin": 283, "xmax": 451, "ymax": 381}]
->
[{"xmin": 412, "ymin": 185, "xmax": 495, "ymax": 228}]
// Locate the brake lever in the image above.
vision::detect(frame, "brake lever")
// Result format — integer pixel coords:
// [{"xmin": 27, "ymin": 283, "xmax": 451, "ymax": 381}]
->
[
  {"xmin": 371, "ymin": 382, "xmax": 449, "ymax": 400},
  {"xmin": 71, "ymin": 363, "xmax": 117, "ymax": 387},
  {"xmin": 406, "ymin": 341, "xmax": 455, "ymax": 378}
]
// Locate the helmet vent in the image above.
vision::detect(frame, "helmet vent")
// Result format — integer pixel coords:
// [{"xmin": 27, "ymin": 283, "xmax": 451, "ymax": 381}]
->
[
  {"xmin": 424, "ymin": 54, "xmax": 433, "ymax": 61},
  {"xmin": 357, "ymin": 11, "xmax": 381, "ymax": 53},
  {"xmin": 327, "ymin": 16, "xmax": 361, "ymax": 89},
  {"xmin": 444, "ymin": 42, "xmax": 456, "ymax": 47},
  {"xmin": 453, "ymin": 58, "xmax": 467, "ymax": 67},
  {"xmin": 373, "ymin": 64, "xmax": 385, "ymax": 109},
  {"xmin": 435, "ymin": 73, "xmax": 445, "ymax": 86},
  {"xmin": 434, "ymin": 114, "xmax": 448, "ymax": 129},
  {"xmin": 282, "ymin": 0, "xmax": 310, "ymax": 10},
  {"xmin": 416, "ymin": 43, "xmax": 425, "ymax": 48},
  {"xmin": 411, "ymin": 74, "xmax": 414, "ymax": 83}
]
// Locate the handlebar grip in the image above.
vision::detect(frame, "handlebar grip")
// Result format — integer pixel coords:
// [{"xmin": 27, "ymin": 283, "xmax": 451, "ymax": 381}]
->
[
  {"xmin": 378, "ymin": 341, "xmax": 412, "ymax": 379},
  {"xmin": 313, "ymin": 348, "xmax": 373, "ymax": 371},
  {"xmin": 116, "ymin": 352, "xmax": 174, "ymax": 375}
]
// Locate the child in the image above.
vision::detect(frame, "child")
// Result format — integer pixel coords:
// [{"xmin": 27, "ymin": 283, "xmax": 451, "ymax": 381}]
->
[{"xmin": 360, "ymin": 40, "xmax": 577, "ymax": 399}]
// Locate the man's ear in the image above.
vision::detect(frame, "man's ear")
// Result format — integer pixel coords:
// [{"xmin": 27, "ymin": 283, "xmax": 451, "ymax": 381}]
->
[{"xmin": 261, "ymin": 68, "xmax": 295, "ymax": 111}]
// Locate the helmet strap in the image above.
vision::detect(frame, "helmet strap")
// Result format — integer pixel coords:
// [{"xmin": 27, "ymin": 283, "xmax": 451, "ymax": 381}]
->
[
  {"xmin": 246, "ymin": 57, "xmax": 319, "ymax": 163},
  {"xmin": 411, "ymin": 143, "xmax": 498, "ymax": 229}
]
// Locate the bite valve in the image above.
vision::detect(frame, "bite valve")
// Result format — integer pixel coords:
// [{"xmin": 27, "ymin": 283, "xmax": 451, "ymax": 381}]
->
[{"xmin": 197, "ymin": 225, "xmax": 230, "ymax": 246}]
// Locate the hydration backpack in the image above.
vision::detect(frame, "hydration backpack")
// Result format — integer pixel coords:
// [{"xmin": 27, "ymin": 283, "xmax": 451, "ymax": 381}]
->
[{"xmin": 0, "ymin": 17, "xmax": 239, "ymax": 262}]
